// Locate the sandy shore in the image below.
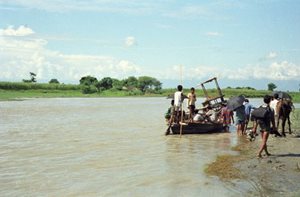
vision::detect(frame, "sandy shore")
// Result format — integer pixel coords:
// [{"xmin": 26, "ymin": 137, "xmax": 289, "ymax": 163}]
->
[
  {"xmin": 236, "ymin": 132, "xmax": 300, "ymax": 196},
  {"xmin": 205, "ymin": 110, "xmax": 300, "ymax": 197}
]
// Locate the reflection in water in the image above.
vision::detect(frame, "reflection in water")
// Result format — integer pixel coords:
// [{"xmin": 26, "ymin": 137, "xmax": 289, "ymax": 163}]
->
[{"xmin": 1, "ymin": 98, "xmax": 251, "ymax": 196}]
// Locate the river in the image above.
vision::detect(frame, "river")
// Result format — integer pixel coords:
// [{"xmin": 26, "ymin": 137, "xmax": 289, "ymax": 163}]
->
[{"xmin": 0, "ymin": 97, "xmax": 298, "ymax": 196}]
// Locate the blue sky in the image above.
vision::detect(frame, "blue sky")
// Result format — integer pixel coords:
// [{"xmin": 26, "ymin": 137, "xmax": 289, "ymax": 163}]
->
[{"xmin": 0, "ymin": 0, "xmax": 300, "ymax": 91}]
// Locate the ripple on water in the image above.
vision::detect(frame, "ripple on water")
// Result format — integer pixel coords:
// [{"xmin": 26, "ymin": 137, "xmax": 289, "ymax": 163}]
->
[{"xmin": 1, "ymin": 98, "xmax": 248, "ymax": 196}]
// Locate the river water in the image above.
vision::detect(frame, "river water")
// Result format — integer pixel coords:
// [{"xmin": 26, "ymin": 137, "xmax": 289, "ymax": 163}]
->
[{"xmin": 0, "ymin": 97, "xmax": 298, "ymax": 196}]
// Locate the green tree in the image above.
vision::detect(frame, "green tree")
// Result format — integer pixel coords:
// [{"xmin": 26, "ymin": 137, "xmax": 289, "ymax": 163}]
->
[
  {"xmin": 49, "ymin": 78, "xmax": 60, "ymax": 84},
  {"xmin": 97, "ymin": 77, "xmax": 113, "ymax": 90},
  {"xmin": 268, "ymin": 83, "xmax": 277, "ymax": 91},
  {"xmin": 79, "ymin": 76, "xmax": 98, "ymax": 86},
  {"xmin": 82, "ymin": 85, "xmax": 98, "ymax": 94},
  {"xmin": 123, "ymin": 76, "xmax": 138, "ymax": 89},
  {"xmin": 23, "ymin": 72, "xmax": 37, "ymax": 83},
  {"xmin": 79, "ymin": 75, "xmax": 98, "ymax": 94},
  {"xmin": 30, "ymin": 72, "xmax": 37, "ymax": 83},
  {"xmin": 152, "ymin": 78, "xmax": 162, "ymax": 91},
  {"xmin": 112, "ymin": 79, "xmax": 124, "ymax": 90},
  {"xmin": 137, "ymin": 76, "xmax": 162, "ymax": 92}
]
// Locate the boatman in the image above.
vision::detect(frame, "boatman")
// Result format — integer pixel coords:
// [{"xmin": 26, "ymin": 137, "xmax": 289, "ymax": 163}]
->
[{"xmin": 174, "ymin": 85, "xmax": 184, "ymax": 123}]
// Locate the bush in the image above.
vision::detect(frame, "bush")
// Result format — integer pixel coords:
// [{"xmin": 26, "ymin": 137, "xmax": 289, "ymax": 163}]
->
[
  {"xmin": 0, "ymin": 82, "xmax": 80, "ymax": 91},
  {"xmin": 49, "ymin": 79, "xmax": 60, "ymax": 84},
  {"xmin": 127, "ymin": 89, "xmax": 143, "ymax": 96},
  {"xmin": 81, "ymin": 85, "xmax": 98, "ymax": 94}
]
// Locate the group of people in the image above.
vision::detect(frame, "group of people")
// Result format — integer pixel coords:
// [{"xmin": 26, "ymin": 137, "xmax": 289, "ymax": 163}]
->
[
  {"xmin": 165, "ymin": 85, "xmax": 294, "ymax": 158},
  {"xmin": 165, "ymin": 85, "xmax": 217, "ymax": 125},
  {"xmin": 165, "ymin": 85, "xmax": 238, "ymax": 130},
  {"xmin": 165, "ymin": 85, "xmax": 235, "ymax": 131}
]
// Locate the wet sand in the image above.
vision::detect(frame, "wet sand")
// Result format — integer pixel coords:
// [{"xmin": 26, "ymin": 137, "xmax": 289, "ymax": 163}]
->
[{"xmin": 206, "ymin": 131, "xmax": 300, "ymax": 197}]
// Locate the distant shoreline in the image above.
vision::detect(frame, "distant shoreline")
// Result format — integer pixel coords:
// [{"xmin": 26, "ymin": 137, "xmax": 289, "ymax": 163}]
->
[
  {"xmin": 1, "ymin": 81, "xmax": 300, "ymax": 102},
  {"xmin": 1, "ymin": 88, "xmax": 300, "ymax": 103}
]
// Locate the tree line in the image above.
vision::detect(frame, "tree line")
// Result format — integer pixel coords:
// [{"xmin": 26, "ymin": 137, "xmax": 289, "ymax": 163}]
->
[
  {"xmin": 5, "ymin": 72, "xmax": 281, "ymax": 94},
  {"xmin": 1, "ymin": 72, "xmax": 162, "ymax": 95},
  {"xmin": 79, "ymin": 75, "xmax": 162, "ymax": 94}
]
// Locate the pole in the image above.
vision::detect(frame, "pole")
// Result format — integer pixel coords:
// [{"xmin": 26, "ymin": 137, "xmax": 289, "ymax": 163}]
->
[{"xmin": 180, "ymin": 65, "xmax": 183, "ymax": 137}]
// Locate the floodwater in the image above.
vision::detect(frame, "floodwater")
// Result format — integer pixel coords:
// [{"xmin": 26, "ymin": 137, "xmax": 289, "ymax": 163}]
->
[{"xmin": 1, "ymin": 97, "xmax": 296, "ymax": 197}]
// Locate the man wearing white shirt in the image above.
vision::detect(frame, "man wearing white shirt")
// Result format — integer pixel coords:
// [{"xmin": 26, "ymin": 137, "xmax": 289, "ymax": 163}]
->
[
  {"xmin": 174, "ymin": 85, "xmax": 184, "ymax": 123},
  {"xmin": 270, "ymin": 93, "xmax": 279, "ymax": 125}
]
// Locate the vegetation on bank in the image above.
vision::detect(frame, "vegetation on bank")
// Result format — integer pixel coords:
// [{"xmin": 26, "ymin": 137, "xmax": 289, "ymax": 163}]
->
[
  {"xmin": 1, "ymin": 74, "xmax": 300, "ymax": 102},
  {"xmin": 1, "ymin": 85, "xmax": 300, "ymax": 102}
]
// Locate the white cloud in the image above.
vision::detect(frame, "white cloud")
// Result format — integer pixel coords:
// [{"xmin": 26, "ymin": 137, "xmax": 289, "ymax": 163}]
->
[
  {"xmin": 226, "ymin": 61, "xmax": 300, "ymax": 80},
  {"xmin": 266, "ymin": 51, "xmax": 277, "ymax": 59},
  {"xmin": 1, "ymin": 25, "xmax": 299, "ymax": 86},
  {"xmin": 0, "ymin": 25, "xmax": 35, "ymax": 36},
  {"xmin": 205, "ymin": 32, "xmax": 222, "ymax": 37},
  {"xmin": 125, "ymin": 36, "xmax": 136, "ymax": 47},
  {"xmin": 117, "ymin": 60, "xmax": 140, "ymax": 73},
  {"xmin": 158, "ymin": 62, "xmax": 300, "ymax": 82},
  {"xmin": 0, "ymin": 25, "xmax": 141, "ymax": 83}
]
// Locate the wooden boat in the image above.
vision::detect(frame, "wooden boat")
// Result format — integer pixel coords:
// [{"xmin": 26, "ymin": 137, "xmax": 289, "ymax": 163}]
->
[
  {"xmin": 166, "ymin": 77, "xmax": 226, "ymax": 135},
  {"xmin": 169, "ymin": 122, "xmax": 225, "ymax": 135}
]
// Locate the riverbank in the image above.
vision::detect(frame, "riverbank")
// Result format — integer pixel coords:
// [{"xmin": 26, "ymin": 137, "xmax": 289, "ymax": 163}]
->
[
  {"xmin": 205, "ymin": 109, "xmax": 300, "ymax": 196},
  {"xmin": 1, "ymin": 88, "xmax": 300, "ymax": 102},
  {"xmin": 0, "ymin": 89, "xmax": 162, "ymax": 101}
]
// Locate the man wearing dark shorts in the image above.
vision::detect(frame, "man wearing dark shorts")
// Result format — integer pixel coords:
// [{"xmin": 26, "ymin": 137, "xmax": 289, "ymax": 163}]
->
[{"xmin": 257, "ymin": 95, "xmax": 277, "ymax": 158}]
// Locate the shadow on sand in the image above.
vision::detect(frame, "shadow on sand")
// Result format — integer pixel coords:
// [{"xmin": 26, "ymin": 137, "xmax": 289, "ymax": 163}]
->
[{"xmin": 275, "ymin": 153, "xmax": 300, "ymax": 157}]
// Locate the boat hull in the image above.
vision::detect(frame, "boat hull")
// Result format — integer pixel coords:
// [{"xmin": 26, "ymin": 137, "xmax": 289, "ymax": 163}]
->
[{"xmin": 170, "ymin": 122, "xmax": 225, "ymax": 134}]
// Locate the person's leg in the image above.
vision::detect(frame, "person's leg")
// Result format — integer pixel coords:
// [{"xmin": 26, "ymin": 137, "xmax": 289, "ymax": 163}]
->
[
  {"xmin": 263, "ymin": 132, "xmax": 271, "ymax": 155},
  {"xmin": 258, "ymin": 131, "xmax": 268, "ymax": 157},
  {"xmin": 189, "ymin": 105, "xmax": 195, "ymax": 122},
  {"xmin": 241, "ymin": 122, "xmax": 246, "ymax": 135},
  {"xmin": 175, "ymin": 109, "xmax": 180, "ymax": 124},
  {"xmin": 252, "ymin": 120, "xmax": 258, "ymax": 135},
  {"xmin": 225, "ymin": 125, "xmax": 229, "ymax": 132},
  {"xmin": 237, "ymin": 123, "xmax": 242, "ymax": 136},
  {"xmin": 244, "ymin": 120, "xmax": 248, "ymax": 134}
]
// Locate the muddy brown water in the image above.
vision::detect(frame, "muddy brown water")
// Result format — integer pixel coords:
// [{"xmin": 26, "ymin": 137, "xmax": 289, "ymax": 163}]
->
[{"xmin": 1, "ymin": 97, "xmax": 298, "ymax": 196}]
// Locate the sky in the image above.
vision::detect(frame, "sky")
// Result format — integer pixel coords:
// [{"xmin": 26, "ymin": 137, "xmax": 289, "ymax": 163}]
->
[{"xmin": 0, "ymin": 0, "xmax": 300, "ymax": 91}]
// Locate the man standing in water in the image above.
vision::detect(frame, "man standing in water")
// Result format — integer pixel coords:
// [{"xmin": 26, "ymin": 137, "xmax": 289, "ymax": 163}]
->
[
  {"xmin": 235, "ymin": 105, "xmax": 246, "ymax": 136},
  {"xmin": 244, "ymin": 99, "xmax": 255, "ymax": 132},
  {"xmin": 257, "ymin": 95, "xmax": 277, "ymax": 158}
]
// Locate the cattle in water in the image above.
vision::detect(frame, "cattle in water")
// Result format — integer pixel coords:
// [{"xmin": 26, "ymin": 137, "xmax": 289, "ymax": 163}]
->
[{"xmin": 276, "ymin": 99, "xmax": 294, "ymax": 137}]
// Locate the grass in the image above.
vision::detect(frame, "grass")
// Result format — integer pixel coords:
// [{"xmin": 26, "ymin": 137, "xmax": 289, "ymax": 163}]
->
[
  {"xmin": 1, "ymin": 81, "xmax": 300, "ymax": 102},
  {"xmin": 0, "ymin": 89, "xmax": 164, "ymax": 101},
  {"xmin": 0, "ymin": 81, "xmax": 80, "ymax": 91},
  {"xmin": 204, "ymin": 137, "xmax": 252, "ymax": 180}
]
